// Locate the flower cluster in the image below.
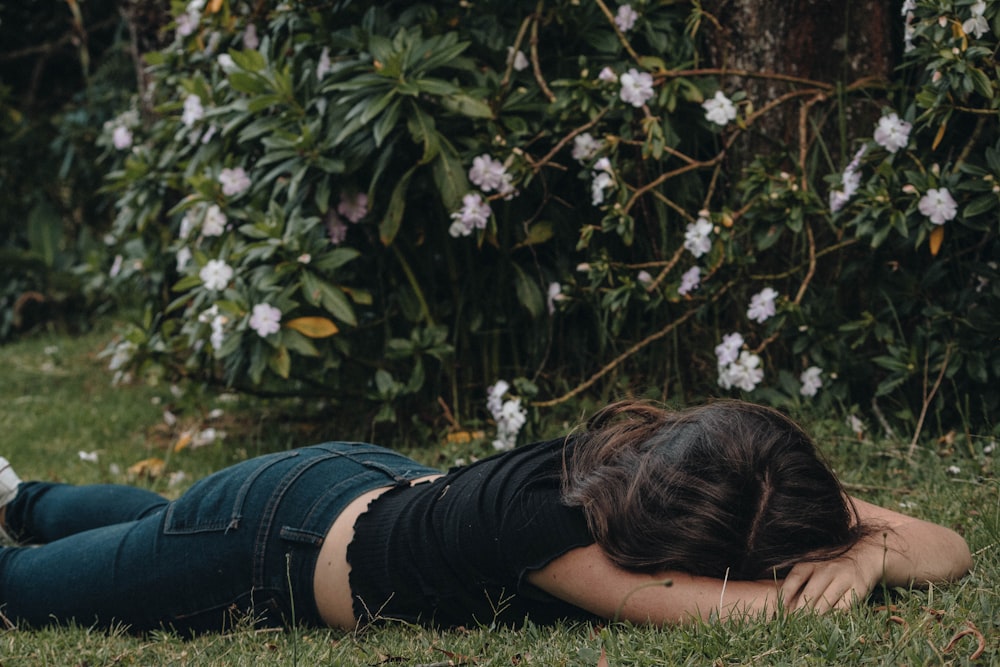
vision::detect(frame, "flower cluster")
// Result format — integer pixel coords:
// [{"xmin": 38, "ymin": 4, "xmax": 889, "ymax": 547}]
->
[
  {"xmin": 486, "ymin": 380, "xmax": 527, "ymax": 451},
  {"xmin": 683, "ymin": 216, "xmax": 713, "ymax": 257},
  {"xmin": 450, "ymin": 154, "xmax": 517, "ymax": 237},
  {"xmin": 715, "ymin": 333, "xmax": 764, "ymax": 392},
  {"xmin": 591, "ymin": 157, "xmax": 616, "ymax": 206},
  {"xmin": 449, "ymin": 193, "xmax": 493, "ymax": 237}
]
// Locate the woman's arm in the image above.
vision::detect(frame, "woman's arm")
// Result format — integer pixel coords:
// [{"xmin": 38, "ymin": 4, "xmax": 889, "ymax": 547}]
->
[
  {"xmin": 528, "ymin": 499, "xmax": 972, "ymax": 624},
  {"xmin": 526, "ymin": 544, "xmax": 782, "ymax": 625},
  {"xmin": 779, "ymin": 496, "xmax": 972, "ymax": 613}
]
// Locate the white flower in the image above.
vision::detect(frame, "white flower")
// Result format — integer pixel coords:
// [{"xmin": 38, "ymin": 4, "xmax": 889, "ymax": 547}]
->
[
  {"xmin": 799, "ymin": 366, "xmax": 823, "ymax": 397},
  {"xmin": 747, "ymin": 287, "xmax": 779, "ymax": 323},
  {"xmin": 964, "ymin": 2, "xmax": 990, "ymax": 38},
  {"xmin": 572, "ymin": 132, "xmax": 603, "ymax": 163},
  {"xmin": 486, "ymin": 380, "xmax": 510, "ymax": 417},
  {"xmin": 946, "ymin": 465, "xmax": 961, "ymax": 475},
  {"xmin": 829, "ymin": 145, "xmax": 866, "ymax": 213},
  {"xmin": 200, "ymin": 259, "xmax": 233, "ymax": 291},
  {"xmin": 637, "ymin": 270, "xmax": 653, "ymax": 286},
  {"xmin": 242, "ymin": 24, "xmax": 259, "ymax": 50},
  {"xmin": 106, "ymin": 339, "xmax": 136, "ymax": 373},
  {"xmin": 337, "ymin": 192, "xmax": 369, "ymax": 223},
  {"xmin": 714, "ymin": 332, "xmax": 744, "ymax": 366},
  {"xmin": 192, "ymin": 428, "xmax": 223, "ymax": 448},
  {"xmin": 683, "ymin": 216, "xmax": 713, "ymax": 258},
  {"xmin": 598, "ymin": 67, "xmax": 618, "ymax": 83},
  {"xmin": 619, "ymin": 68, "xmax": 655, "ymax": 107},
  {"xmin": 179, "ymin": 210, "xmax": 197, "ymax": 239},
  {"xmin": 904, "ymin": 21, "xmax": 916, "ymax": 53},
  {"xmin": 449, "ymin": 192, "xmax": 492, "ymax": 237},
  {"xmin": 217, "ymin": 53, "xmax": 237, "ymax": 73},
  {"xmin": 176, "ymin": 246, "xmax": 192, "ymax": 272},
  {"xmin": 900, "ymin": 0, "xmax": 916, "ymax": 15},
  {"xmin": 678, "ymin": 266, "xmax": 701, "ymax": 295},
  {"xmin": 487, "ymin": 380, "xmax": 527, "ymax": 451},
  {"xmin": 846, "ymin": 414, "xmax": 865, "ymax": 436},
  {"xmin": 219, "ymin": 167, "xmax": 251, "ymax": 197},
  {"xmin": 615, "ymin": 4, "xmax": 639, "ymax": 32},
  {"xmin": 248, "ymin": 303, "xmax": 282, "ymax": 337},
  {"xmin": 547, "ymin": 282, "xmax": 565, "ymax": 315},
  {"xmin": 507, "ymin": 47, "xmax": 529, "ymax": 71},
  {"xmin": 210, "ymin": 314, "xmax": 228, "ymax": 350},
  {"xmin": 181, "ymin": 94, "xmax": 204, "ymax": 127},
  {"xmin": 78, "ymin": 450, "xmax": 100, "ymax": 463},
  {"xmin": 702, "ymin": 90, "xmax": 738, "ymax": 126},
  {"xmin": 112, "ymin": 125, "xmax": 133, "ymax": 150},
  {"xmin": 718, "ymin": 351, "xmax": 764, "ymax": 392},
  {"xmin": 918, "ymin": 188, "xmax": 958, "ymax": 225},
  {"xmin": 297, "ymin": 253, "xmax": 311, "ymax": 264},
  {"xmin": 317, "ymin": 47, "xmax": 332, "ymax": 80},
  {"xmin": 176, "ymin": 10, "xmax": 199, "ymax": 38},
  {"xmin": 963, "ymin": 15, "xmax": 990, "ymax": 38},
  {"xmin": 873, "ymin": 112, "xmax": 912, "ymax": 154},
  {"xmin": 591, "ymin": 171, "xmax": 614, "ymax": 205},
  {"xmin": 463, "ymin": 152, "xmax": 514, "ymax": 196},
  {"xmin": 469, "ymin": 154, "xmax": 509, "ymax": 193},
  {"xmin": 198, "ymin": 304, "xmax": 219, "ymax": 324},
  {"xmin": 202, "ymin": 204, "xmax": 227, "ymax": 237}
]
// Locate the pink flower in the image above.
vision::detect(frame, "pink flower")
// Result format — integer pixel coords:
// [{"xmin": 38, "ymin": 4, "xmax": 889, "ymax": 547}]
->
[
  {"xmin": 678, "ymin": 266, "xmax": 701, "ymax": 295},
  {"xmin": 918, "ymin": 188, "xmax": 958, "ymax": 225},
  {"xmin": 337, "ymin": 192, "xmax": 369, "ymax": 223}
]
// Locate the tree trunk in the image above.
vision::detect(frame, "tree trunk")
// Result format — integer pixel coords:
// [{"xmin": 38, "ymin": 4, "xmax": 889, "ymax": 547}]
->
[{"xmin": 700, "ymin": 0, "xmax": 896, "ymax": 163}]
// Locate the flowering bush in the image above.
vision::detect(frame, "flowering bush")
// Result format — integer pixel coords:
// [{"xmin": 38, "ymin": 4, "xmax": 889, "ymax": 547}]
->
[{"xmin": 100, "ymin": 0, "xmax": 999, "ymax": 438}]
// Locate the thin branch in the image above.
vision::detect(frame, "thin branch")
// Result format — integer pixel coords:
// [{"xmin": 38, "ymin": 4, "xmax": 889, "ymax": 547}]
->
[
  {"xmin": 532, "ymin": 282, "xmax": 733, "ymax": 407},
  {"xmin": 907, "ymin": 344, "xmax": 953, "ymax": 460},
  {"xmin": 528, "ymin": 108, "xmax": 610, "ymax": 174},
  {"xmin": 529, "ymin": 3, "xmax": 557, "ymax": 103},
  {"xmin": 593, "ymin": 0, "xmax": 642, "ymax": 65},
  {"xmin": 500, "ymin": 15, "xmax": 533, "ymax": 89}
]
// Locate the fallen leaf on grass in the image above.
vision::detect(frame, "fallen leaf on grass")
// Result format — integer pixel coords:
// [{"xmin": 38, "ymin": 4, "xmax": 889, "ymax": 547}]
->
[{"xmin": 127, "ymin": 457, "xmax": 166, "ymax": 479}]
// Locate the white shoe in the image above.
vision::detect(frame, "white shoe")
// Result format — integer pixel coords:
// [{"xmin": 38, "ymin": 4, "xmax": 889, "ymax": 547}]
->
[{"xmin": 0, "ymin": 457, "xmax": 21, "ymax": 545}]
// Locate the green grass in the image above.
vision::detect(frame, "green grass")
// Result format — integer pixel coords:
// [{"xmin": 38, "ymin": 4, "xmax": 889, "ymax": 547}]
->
[{"xmin": 1, "ymin": 326, "xmax": 998, "ymax": 665}]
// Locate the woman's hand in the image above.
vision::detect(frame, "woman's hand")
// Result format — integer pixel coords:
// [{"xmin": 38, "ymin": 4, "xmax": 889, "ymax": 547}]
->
[
  {"xmin": 779, "ymin": 546, "xmax": 884, "ymax": 613},
  {"xmin": 780, "ymin": 496, "xmax": 972, "ymax": 615}
]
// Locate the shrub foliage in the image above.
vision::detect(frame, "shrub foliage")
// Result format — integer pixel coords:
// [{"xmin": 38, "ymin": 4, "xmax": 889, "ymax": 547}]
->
[{"xmin": 94, "ymin": 0, "xmax": 998, "ymax": 435}]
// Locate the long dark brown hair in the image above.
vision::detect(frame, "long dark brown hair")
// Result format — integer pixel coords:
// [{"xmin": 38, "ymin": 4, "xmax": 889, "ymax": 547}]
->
[{"xmin": 562, "ymin": 400, "xmax": 871, "ymax": 579}]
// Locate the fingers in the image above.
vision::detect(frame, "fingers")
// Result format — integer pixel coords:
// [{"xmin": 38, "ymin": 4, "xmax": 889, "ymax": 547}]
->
[{"xmin": 779, "ymin": 560, "xmax": 867, "ymax": 615}]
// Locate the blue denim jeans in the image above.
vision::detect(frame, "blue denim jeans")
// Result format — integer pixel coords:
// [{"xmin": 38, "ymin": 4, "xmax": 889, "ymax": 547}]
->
[{"xmin": 0, "ymin": 443, "xmax": 437, "ymax": 633}]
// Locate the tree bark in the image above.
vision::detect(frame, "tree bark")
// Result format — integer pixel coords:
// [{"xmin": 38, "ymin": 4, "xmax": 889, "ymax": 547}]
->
[{"xmin": 700, "ymin": 0, "xmax": 896, "ymax": 161}]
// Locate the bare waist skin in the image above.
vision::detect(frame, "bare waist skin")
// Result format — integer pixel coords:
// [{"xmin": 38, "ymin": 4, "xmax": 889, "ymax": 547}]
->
[{"xmin": 313, "ymin": 474, "xmax": 443, "ymax": 629}]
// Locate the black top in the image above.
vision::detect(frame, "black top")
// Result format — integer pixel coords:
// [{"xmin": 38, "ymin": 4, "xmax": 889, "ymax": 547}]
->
[{"xmin": 347, "ymin": 438, "xmax": 599, "ymax": 627}]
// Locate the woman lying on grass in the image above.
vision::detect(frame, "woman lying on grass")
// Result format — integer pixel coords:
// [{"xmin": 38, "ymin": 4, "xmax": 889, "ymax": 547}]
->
[{"xmin": 0, "ymin": 400, "xmax": 970, "ymax": 632}]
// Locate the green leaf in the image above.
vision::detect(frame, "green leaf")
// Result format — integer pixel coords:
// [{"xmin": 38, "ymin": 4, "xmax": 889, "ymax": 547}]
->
[
  {"xmin": 433, "ymin": 149, "xmax": 469, "ymax": 211},
  {"xmin": 268, "ymin": 345, "xmax": 291, "ymax": 379},
  {"xmin": 27, "ymin": 200, "xmax": 61, "ymax": 268},
  {"xmin": 312, "ymin": 248, "xmax": 361, "ymax": 272},
  {"xmin": 963, "ymin": 194, "xmax": 996, "ymax": 218},
  {"xmin": 513, "ymin": 263, "xmax": 545, "ymax": 318},
  {"xmin": 379, "ymin": 165, "xmax": 417, "ymax": 245},
  {"xmin": 301, "ymin": 272, "xmax": 358, "ymax": 326},
  {"xmin": 516, "ymin": 221, "xmax": 555, "ymax": 248},
  {"xmin": 406, "ymin": 105, "xmax": 440, "ymax": 163},
  {"xmin": 440, "ymin": 93, "xmax": 494, "ymax": 119}
]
